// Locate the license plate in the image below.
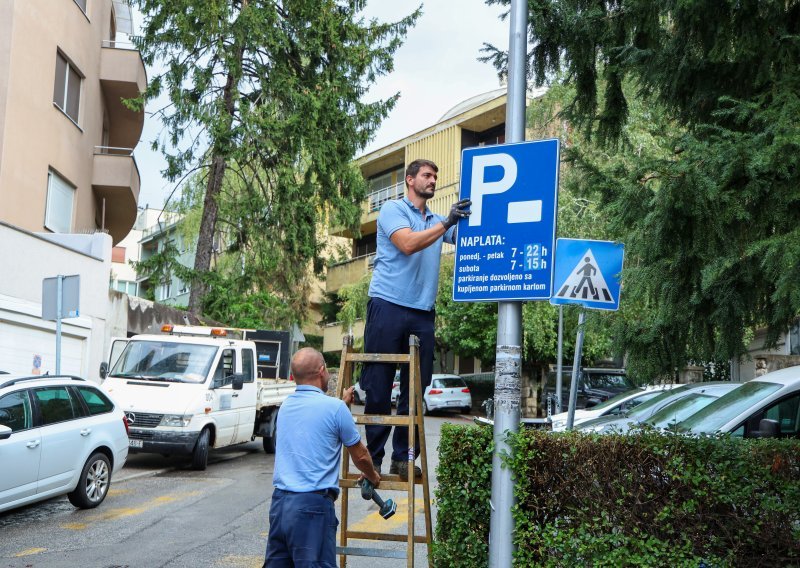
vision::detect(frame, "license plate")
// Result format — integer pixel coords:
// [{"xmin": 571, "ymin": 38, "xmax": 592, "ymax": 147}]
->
[
  {"xmin": 129, "ymin": 439, "xmax": 143, "ymax": 448},
  {"xmin": 447, "ymin": 400, "xmax": 460, "ymax": 406}
]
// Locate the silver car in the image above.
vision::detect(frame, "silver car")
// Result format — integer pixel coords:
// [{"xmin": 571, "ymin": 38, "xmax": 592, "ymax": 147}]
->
[
  {"xmin": 578, "ymin": 382, "xmax": 741, "ymax": 434},
  {"xmin": 677, "ymin": 367, "xmax": 800, "ymax": 438}
]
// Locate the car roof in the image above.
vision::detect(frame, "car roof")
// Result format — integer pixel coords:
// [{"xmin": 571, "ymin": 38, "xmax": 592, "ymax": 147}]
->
[
  {"xmin": 750, "ymin": 365, "xmax": 800, "ymax": 386},
  {"xmin": 0, "ymin": 374, "xmax": 88, "ymax": 390}
]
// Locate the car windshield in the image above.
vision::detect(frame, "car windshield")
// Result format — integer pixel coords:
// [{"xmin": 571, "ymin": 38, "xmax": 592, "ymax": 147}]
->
[
  {"xmin": 586, "ymin": 374, "xmax": 629, "ymax": 389},
  {"xmin": 590, "ymin": 388, "xmax": 644, "ymax": 411},
  {"xmin": 677, "ymin": 381, "xmax": 784, "ymax": 433},
  {"xmin": 647, "ymin": 393, "xmax": 719, "ymax": 428},
  {"xmin": 434, "ymin": 377, "xmax": 465, "ymax": 389},
  {"xmin": 109, "ymin": 341, "xmax": 217, "ymax": 384},
  {"xmin": 624, "ymin": 385, "xmax": 691, "ymax": 419}
]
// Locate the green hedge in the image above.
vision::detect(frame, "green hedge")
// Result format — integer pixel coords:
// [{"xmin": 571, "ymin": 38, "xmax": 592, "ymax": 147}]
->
[{"xmin": 434, "ymin": 425, "xmax": 800, "ymax": 567}]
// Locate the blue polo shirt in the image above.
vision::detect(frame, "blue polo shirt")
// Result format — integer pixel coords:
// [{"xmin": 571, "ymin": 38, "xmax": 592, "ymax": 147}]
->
[
  {"xmin": 273, "ymin": 385, "xmax": 360, "ymax": 493},
  {"xmin": 368, "ymin": 197, "xmax": 456, "ymax": 311}
]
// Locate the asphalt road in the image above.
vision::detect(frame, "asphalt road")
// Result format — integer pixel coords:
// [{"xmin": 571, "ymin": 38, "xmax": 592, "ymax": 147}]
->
[{"xmin": 0, "ymin": 408, "xmax": 473, "ymax": 568}]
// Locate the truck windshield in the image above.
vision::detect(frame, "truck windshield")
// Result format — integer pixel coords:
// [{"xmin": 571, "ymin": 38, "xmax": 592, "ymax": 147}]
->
[{"xmin": 109, "ymin": 341, "xmax": 217, "ymax": 384}]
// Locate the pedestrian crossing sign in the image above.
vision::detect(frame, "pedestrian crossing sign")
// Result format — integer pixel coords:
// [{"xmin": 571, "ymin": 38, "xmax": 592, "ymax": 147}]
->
[{"xmin": 550, "ymin": 238, "xmax": 625, "ymax": 311}]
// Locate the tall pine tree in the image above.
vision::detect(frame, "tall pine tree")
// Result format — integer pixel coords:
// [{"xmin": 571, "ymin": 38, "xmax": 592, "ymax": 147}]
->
[{"xmin": 133, "ymin": 0, "xmax": 418, "ymax": 316}]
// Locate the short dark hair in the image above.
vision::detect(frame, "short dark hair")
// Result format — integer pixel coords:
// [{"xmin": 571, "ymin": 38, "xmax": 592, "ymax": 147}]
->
[{"xmin": 405, "ymin": 159, "xmax": 438, "ymax": 188}]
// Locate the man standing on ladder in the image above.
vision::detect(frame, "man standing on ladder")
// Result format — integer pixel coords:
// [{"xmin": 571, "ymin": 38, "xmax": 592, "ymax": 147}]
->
[{"xmin": 361, "ymin": 159, "xmax": 471, "ymax": 479}]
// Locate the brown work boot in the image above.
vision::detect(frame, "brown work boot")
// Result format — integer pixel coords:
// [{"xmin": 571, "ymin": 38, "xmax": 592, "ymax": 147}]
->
[{"xmin": 389, "ymin": 459, "xmax": 422, "ymax": 480}]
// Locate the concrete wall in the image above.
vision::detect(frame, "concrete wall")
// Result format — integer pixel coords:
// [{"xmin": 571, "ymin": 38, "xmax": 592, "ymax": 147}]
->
[{"xmin": 0, "ymin": 222, "xmax": 111, "ymax": 381}]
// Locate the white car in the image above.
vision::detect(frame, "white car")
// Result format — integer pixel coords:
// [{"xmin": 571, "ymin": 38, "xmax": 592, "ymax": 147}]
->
[
  {"xmin": 550, "ymin": 384, "xmax": 675, "ymax": 431},
  {"xmin": 422, "ymin": 374, "xmax": 472, "ymax": 415},
  {"xmin": 354, "ymin": 372, "xmax": 400, "ymax": 406},
  {"xmin": 0, "ymin": 374, "xmax": 129, "ymax": 513},
  {"xmin": 677, "ymin": 367, "xmax": 800, "ymax": 438}
]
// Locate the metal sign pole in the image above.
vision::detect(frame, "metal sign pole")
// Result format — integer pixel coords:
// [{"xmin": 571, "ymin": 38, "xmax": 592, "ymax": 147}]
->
[
  {"xmin": 488, "ymin": 0, "xmax": 527, "ymax": 565},
  {"xmin": 555, "ymin": 305, "xmax": 564, "ymax": 414},
  {"xmin": 566, "ymin": 310, "xmax": 586, "ymax": 430},
  {"xmin": 56, "ymin": 275, "xmax": 63, "ymax": 375}
]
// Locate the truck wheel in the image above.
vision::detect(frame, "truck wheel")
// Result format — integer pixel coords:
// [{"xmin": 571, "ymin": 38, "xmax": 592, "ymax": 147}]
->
[
  {"xmin": 353, "ymin": 389, "xmax": 363, "ymax": 405},
  {"xmin": 262, "ymin": 412, "xmax": 277, "ymax": 454},
  {"xmin": 191, "ymin": 428, "xmax": 210, "ymax": 470},
  {"xmin": 68, "ymin": 452, "xmax": 111, "ymax": 509}
]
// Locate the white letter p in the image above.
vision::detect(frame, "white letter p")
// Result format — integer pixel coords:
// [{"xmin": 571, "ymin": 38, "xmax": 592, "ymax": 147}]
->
[{"xmin": 469, "ymin": 153, "xmax": 517, "ymax": 226}]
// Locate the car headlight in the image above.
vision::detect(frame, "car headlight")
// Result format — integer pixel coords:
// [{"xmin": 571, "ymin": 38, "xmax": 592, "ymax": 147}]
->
[{"xmin": 160, "ymin": 414, "xmax": 193, "ymax": 427}]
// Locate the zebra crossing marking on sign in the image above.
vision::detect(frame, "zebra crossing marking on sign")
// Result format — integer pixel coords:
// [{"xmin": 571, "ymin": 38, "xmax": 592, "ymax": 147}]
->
[
  {"xmin": 550, "ymin": 239, "xmax": 624, "ymax": 311},
  {"xmin": 555, "ymin": 249, "xmax": 614, "ymax": 303}
]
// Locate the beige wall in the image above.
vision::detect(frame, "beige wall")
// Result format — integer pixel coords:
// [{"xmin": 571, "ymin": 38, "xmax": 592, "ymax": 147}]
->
[{"xmin": 0, "ymin": 0, "xmax": 141, "ymax": 244}]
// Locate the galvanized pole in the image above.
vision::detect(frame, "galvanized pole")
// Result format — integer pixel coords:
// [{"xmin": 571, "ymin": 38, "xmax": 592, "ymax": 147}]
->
[
  {"xmin": 488, "ymin": 0, "xmax": 527, "ymax": 565},
  {"xmin": 56, "ymin": 275, "xmax": 63, "ymax": 375},
  {"xmin": 555, "ymin": 305, "xmax": 564, "ymax": 414},
  {"xmin": 566, "ymin": 310, "xmax": 586, "ymax": 430}
]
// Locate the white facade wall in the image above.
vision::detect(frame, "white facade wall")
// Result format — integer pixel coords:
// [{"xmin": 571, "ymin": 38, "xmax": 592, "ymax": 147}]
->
[{"xmin": 0, "ymin": 222, "xmax": 111, "ymax": 381}]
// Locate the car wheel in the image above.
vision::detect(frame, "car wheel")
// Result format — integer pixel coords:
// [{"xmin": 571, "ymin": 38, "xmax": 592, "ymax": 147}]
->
[
  {"xmin": 262, "ymin": 412, "xmax": 277, "ymax": 454},
  {"xmin": 68, "ymin": 452, "xmax": 111, "ymax": 509},
  {"xmin": 353, "ymin": 389, "xmax": 362, "ymax": 405},
  {"xmin": 191, "ymin": 428, "xmax": 210, "ymax": 470},
  {"xmin": 423, "ymin": 401, "xmax": 430, "ymax": 416}
]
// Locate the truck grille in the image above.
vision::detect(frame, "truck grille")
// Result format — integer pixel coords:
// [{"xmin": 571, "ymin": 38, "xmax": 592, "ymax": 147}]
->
[
  {"xmin": 129, "ymin": 430, "xmax": 154, "ymax": 439},
  {"xmin": 124, "ymin": 412, "xmax": 162, "ymax": 428}
]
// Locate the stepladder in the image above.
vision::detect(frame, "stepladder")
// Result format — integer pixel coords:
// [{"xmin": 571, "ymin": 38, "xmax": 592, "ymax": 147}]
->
[{"xmin": 335, "ymin": 334, "xmax": 433, "ymax": 568}]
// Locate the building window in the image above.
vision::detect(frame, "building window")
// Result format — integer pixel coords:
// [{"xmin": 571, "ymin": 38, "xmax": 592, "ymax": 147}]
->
[
  {"xmin": 45, "ymin": 170, "xmax": 75, "ymax": 233},
  {"xmin": 113, "ymin": 280, "xmax": 137, "ymax": 296},
  {"xmin": 111, "ymin": 246, "xmax": 126, "ymax": 263},
  {"xmin": 790, "ymin": 320, "xmax": 800, "ymax": 356},
  {"xmin": 53, "ymin": 51, "xmax": 82, "ymax": 123}
]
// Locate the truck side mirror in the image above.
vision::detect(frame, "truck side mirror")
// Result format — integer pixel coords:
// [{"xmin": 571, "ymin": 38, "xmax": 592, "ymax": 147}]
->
[
  {"xmin": 99, "ymin": 361, "xmax": 109, "ymax": 380},
  {"xmin": 232, "ymin": 375, "xmax": 244, "ymax": 391},
  {"xmin": 756, "ymin": 418, "xmax": 780, "ymax": 438}
]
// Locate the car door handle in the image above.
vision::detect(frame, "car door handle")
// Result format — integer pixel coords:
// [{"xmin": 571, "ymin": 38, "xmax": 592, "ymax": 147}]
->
[
  {"xmin": 232, "ymin": 393, "xmax": 239, "ymax": 398},
  {"xmin": 80, "ymin": 428, "xmax": 92, "ymax": 436},
  {"xmin": 26, "ymin": 440, "xmax": 41, "ymax": 449}
]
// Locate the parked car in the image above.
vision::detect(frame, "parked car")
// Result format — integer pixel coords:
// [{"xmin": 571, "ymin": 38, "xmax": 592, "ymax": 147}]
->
[
  {"xmin": 354, "ymin": 371, "xmax": 400, "ymax": 406},
  {"xmin": 422, "ymin": 374, "xmax": 472, "ymax": 415},
  {"xmin": 550, "ymin": 384, "xmax": 675, "ymax": 431},
  {"xmin": 543, "ymin": 367, "xmax": 635, "ymax": 412},
  {"xmin": 677, "ymin": 367, "xmax": 800, "ymax": 438},
  {"xmin": 577, "ymin": 382, "xmax": 741, "ymax": 434},
  {"xmin": 0, "ymin": 374, "xmax": 129, "ymax": 513}
]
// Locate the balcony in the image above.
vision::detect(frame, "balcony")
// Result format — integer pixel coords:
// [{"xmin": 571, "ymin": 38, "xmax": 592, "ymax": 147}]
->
[
  {"xmin": 99, "ymin": 41, "xmax": 147, "ymax": 149},
  {"xmin": 323, "ymin": 320, "xmax": 366, "ymax": 353},
  {"xmin": 92, "ymin": 147, "xmax": 140, "ymax": 245},
  {"xmin": 326, "ymin": 254, "xmax": 375, "ymax": 294}
]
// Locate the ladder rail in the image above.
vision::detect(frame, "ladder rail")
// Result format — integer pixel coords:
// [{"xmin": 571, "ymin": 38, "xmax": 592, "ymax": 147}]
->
[{"xmin": 335, "ymin": 334, "xmax": 433, "ymax": 568}]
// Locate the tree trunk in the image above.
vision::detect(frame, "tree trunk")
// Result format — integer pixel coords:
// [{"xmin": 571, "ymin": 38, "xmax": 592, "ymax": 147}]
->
[{"xmin": 187, "ymin": 49, "xmax": 243, "ymax": 315}]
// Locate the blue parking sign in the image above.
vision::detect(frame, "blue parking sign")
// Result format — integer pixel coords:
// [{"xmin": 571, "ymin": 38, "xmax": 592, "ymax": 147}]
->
[{"xmin": 452, "ymin": 139, "xmax": 559, "ymax": 302}]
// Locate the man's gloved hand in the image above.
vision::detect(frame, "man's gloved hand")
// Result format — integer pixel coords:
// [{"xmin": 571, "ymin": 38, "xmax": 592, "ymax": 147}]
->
[{"xmin": 442, "ymin": 198, "xmax": 472, "ymax": 230}]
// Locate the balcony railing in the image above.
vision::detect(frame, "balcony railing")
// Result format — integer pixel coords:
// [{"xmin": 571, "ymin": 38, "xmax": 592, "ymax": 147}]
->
[{"xmin": 367, "ymin": 181, "xmax": 404, "ymax": 212}]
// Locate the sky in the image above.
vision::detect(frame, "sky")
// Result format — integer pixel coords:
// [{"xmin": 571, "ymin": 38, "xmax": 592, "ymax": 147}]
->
[{"xmin": 134, "ymin": 1, "xmax": 510, "ymax": 208}]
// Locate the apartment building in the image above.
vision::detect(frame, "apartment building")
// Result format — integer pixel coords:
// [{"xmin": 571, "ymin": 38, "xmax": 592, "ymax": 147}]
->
[
  {"xmin": 322, "ymin": 88, "xmax": 516, "ymax": 372},
  {"xmin": 0, "ymin": 0, "xmax": 146, "ymax": 380},
  {"xmin": 0, "ymin": 0, "xmax": 145, "ymax": 245}
]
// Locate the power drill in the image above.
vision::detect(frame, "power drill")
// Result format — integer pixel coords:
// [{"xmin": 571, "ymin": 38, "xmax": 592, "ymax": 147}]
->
[{"xmin": 360, "ymin": 478, "xmax": 397, "ymax": 520}]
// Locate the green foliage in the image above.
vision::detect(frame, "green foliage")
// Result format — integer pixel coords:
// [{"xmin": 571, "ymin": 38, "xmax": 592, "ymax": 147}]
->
[
  {"xmin": 133, "ymin": 0, "xmax": 419, "ymax": 315},
  {"xmin": 436, "ymin": 425, "xmax": 800, "ymax": 566},
  {"xmin": 432, "ymin": 423, "xmax": 494, "ymax": 566},
  {"xmin": 482, "ymin": 0, "xmax": 800, "ymax": 377}
]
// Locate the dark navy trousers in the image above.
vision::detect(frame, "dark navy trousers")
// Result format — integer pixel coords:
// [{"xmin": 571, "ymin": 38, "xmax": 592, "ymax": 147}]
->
[
  {"xmin": 264, "ymin": 489, "xmax": 338, "ymax": 567},
  {"xmin": 361, "ymin": 297, "xmax": 434, "ymax": 465}
]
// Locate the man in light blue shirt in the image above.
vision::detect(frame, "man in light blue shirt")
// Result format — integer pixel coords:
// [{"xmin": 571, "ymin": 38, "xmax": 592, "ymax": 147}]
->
[
  {"xmin": 361, "ymin": 159, "xmax": 471, "ymax": 479},
  {"xmin": 264, "ymin": 348, "xmax": 379, "ymax": 567}
]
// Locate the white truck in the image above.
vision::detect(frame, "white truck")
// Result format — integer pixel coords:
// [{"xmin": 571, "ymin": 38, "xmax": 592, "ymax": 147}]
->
[{"xmin": 100, "ymin": 325, "xmax": 295, "ymax": 470}]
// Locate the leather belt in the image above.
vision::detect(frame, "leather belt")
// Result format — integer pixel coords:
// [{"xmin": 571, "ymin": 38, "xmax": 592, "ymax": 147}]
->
[{"xmin": 311, "ymin": 488, "xmax": 339, "ymax": 502}]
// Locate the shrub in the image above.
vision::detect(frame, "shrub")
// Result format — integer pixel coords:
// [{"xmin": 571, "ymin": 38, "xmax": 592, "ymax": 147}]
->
[{"xmin": 435, "ymin": 426, "xmax": 800, "ymax": 567}]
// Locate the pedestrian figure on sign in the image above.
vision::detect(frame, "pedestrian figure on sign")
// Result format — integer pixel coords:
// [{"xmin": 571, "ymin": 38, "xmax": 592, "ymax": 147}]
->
[{"xmin": 572, "ymin": 256, "xmax": 599, "ymax": 300}]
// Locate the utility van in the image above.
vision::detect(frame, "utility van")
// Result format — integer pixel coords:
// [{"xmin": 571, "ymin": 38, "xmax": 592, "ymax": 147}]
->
[{"xmin": 101, "ymin": 325, "xmax": 295, "ymax": 470}]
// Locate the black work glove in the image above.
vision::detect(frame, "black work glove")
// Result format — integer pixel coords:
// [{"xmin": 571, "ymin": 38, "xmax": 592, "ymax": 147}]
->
[{"xmin": 442, "ymin": 198, "xmax": 472, "ymax": 230}]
